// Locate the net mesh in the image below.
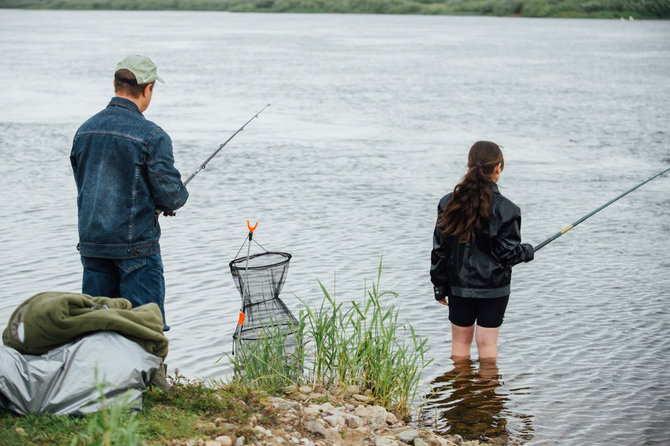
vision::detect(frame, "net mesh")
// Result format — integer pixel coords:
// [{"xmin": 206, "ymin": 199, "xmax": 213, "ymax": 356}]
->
[{"xmin": 229, "ymin": 251, "xmax": 299, "ymax": 355}]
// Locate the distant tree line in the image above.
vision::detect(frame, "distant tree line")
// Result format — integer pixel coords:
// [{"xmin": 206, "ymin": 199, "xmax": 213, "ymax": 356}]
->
[{"xmin": 1, "ymin": 0, "xmax": 668, "ymax": 18}]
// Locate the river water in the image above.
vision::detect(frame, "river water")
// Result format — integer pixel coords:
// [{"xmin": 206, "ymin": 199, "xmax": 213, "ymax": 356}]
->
[{"xmin": 1, "ymin": 9, "xmax": 669, "ymax": 445}]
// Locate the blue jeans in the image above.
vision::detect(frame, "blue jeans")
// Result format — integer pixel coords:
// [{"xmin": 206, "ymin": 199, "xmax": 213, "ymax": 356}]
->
[{"xmin": 81, "ymin": 253, "xmax": 169, "ymax": 331}]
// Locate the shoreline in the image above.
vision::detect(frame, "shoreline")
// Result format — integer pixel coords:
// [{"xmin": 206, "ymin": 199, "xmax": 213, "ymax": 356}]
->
[
  {"xmin": 0, "ymin": 378, "xmax": 504, "ymax": 446},
  {"xmin": 0, "ymin": 1, "xmax": 667, "ymax": 20},
  {"xmin": 161, "ymin": 382, "xmax": 503, "ymax": 446}
]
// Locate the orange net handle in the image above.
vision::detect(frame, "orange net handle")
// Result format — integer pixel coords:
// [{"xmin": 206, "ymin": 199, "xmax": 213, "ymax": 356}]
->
[{"xmin": 237, "ymin": 312, "xmax": 245, "ymax": 325}]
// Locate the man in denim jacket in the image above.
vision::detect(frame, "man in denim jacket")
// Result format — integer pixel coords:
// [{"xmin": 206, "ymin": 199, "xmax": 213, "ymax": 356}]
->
[{"xmin": 70, "ymin": 55, "xmax": 189, "ymax": 331}]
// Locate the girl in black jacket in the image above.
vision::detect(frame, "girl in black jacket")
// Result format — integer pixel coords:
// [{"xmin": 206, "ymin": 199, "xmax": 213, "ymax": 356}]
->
[{"xmin": 431, "ymin": 141, "xmax": 534, "ymax": 360}]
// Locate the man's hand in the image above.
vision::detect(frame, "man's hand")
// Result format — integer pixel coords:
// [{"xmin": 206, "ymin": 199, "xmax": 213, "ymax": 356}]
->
[
  {"xmin": 437, "ymin": 298, "xmax": 448, "ymax": 306},
  {"xmin": 163, "ymin": 210, "xmax": 176, "ymax": 217}
]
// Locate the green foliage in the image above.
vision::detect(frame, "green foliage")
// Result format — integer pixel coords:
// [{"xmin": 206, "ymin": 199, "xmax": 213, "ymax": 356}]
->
[{"xmin": 297, "ymin": 260, "xmax": 433, "ymax": 414}]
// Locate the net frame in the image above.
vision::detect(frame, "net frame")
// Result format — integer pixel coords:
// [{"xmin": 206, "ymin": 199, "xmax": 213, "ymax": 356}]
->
[{"xmin": 229, "ymin": 250, "xmax": 299, "ymax": 357}]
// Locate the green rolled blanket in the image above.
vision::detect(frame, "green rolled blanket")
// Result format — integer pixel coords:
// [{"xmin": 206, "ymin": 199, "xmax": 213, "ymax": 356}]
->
[{"xmin": 2, "ymin": 291, "xmax": 168, "ymax": 359}]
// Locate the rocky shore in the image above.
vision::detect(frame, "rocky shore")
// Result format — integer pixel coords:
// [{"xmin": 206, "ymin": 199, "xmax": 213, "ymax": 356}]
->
[{"xmin": 168, "ymin": 385, "xmax": 499, "ymax": 446}]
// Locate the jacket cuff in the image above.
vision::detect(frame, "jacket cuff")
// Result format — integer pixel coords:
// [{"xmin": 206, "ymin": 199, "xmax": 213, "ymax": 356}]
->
[
  {"xmin": 434, "ymin": 286, "xmax": 448, "ymax": 301},
  {"xmin": 523, "ymin": 243, "xmax": 535, "ymax": 262}
]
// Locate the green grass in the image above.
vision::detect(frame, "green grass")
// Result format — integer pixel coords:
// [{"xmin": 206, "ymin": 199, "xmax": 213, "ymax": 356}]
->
[{"xmin": 0, "ymin": 371, "xmax": 267, "ymax": 445}]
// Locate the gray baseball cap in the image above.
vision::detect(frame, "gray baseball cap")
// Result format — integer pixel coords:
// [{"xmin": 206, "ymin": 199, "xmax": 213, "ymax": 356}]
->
[{"xmin": 115, "ymin": 54, "xmax": 164, "ymax": 84}]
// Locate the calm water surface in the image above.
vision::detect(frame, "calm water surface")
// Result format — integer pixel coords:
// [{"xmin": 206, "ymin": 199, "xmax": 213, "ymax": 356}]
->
[{"xmin": 1, "ymin": 10, "xmax": 669, "ymax": 445}]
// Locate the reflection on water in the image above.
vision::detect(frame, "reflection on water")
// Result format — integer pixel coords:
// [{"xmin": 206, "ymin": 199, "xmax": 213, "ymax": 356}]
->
[{"xmin": 421, "ymin": 360, "xmax": 533, "ymax": 444}]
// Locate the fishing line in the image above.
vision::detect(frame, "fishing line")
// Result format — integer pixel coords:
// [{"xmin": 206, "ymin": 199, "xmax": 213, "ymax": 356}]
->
[
  {"xmin": 157, "ymin": 104, "xmax": 270, "ymax": 215},
  {"xmin": 534, "ymin": 166, "xmax": 670, "ymax": 253}
]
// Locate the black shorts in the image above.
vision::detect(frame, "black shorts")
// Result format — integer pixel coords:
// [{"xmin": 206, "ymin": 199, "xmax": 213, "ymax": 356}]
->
[{"xmin": 447, "ymin": 295, "xmax": 509, "ymax": 328}]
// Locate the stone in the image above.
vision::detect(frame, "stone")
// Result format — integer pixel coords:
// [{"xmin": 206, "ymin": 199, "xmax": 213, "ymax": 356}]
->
[
  {"xmin": 269, "ymin": 397, "xmax": 302, "ymax": 412},
  {"xmin": 343, "ymin": 414, "xmax": 362, "ymax": 428},
  {"xmin": 215, "ymin": 436, "xmax": 233, "ymax": 446},
  {"xmin": 303, "ymin": 420, "xmax": 329, "ymax": 438},
  {"xmin": 303, "ymin": 405, "xmax": 321, "ymax": 418},
  {"xmin": 255, "ymin": 425, "xmax": 272, "ymax": 436},
  {"xmin": 323, "ymin": 414, "xmax": 346, "ymax": 427},
  {"xmin": 414, "ymin": 439, "xmax": 429, "ymax": 446},
  {"xmin": 386, "ymin": 412, "xmax": 398, "ymax": 424},
  {"xmin": 352, "ymin": 394, "xmax": 375, "ymax": 403},
  {"xmin": 396, "ymin": 429, "xmax": 419, "ymax": 444},
  {"xmin": 354, "ymin": 405, "xmax": 389, "ymax": 425},
  {"xmin": 319, "ymin": 402, "xmax": 335, "ymax": 413},
  {"xmin": 299, "ymin": 385, "xmax": 312, "ymax": 394},
  {"xmin": 235, "ymin": 436, "xmax": 245, "ymax": 446},
  {"xmin": 345, "ymin": 384, "xmax": 361, "ymax": 394},
  {"xmin": 375, "ymin": 437, "xmax": 401, "ymax": 446},
  {"xmin": 204, "ymin": 441, "xmax": 221, "ymax": 446}
]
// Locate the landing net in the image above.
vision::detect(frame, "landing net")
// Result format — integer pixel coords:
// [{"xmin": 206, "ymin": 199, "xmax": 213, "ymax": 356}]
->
[{"xmin": 229, "ymin": 248, "xmax": 299, "ymax": 358}]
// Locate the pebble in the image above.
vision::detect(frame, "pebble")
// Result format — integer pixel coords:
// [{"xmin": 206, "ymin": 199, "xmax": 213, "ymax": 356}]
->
[
  {"xmin": 354, "ymin": 405, "xmax": 389, "ymax": 425},
  {"xmin": 345, "ymin": 384, "xmax": 361, "ymax": 394},
  {"xmin": 303, "ymin": 420, "xmax": 329, "ymax": 438},
  {"xmin": 414, "ymin": 439, "xmax": 429, "ymax": 446},
  {"xmin": 386, "ymin": 412, "xmax": 398, "ymax": 424},
  {"xmin": 255, "ymin": 425, "xmax": 272, "ymax": 436},
  {"xmin": 269, "ymin": 397, "xmax": 302, "ymax": 412},
  {"xmin": 303, "ymin": 405, "xmax": 321, "ymax": 418},
  {"xmin": 396, "ymin": 429, "xmax": 419, "ymax": 444},
  {"xmin": 352, "ymin": 394, "xmax": 375, "ymax": 403},
  {"xmin": 323, "ymin": 414, "xmax": 345, "ymax": 427},
  {"xmin": 374, "ymin": 437, "xmax": 401, "ymax": 446},
  {"xmin": 215, "ymin": 436, "xmax": 233, "ymax": 446}
]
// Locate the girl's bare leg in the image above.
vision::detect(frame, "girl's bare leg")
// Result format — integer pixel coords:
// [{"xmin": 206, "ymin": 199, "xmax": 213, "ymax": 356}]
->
[
  {"xmin": 451, "ymin": 323, "xmax": 475, "ymax": 359},
  {"xmin": 475, "ymin": 325, "xmax": 501, "ymax": 360}
]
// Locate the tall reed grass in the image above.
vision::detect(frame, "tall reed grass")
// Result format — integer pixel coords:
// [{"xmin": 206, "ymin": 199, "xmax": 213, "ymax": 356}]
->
[{"xmin": 229, "ymin": 261, "xmax": 433, "ymax": 415}]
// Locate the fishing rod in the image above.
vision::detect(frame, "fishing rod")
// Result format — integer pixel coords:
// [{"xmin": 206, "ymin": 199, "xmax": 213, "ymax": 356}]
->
[
  {"xmin": 533, "ymin": 166, "xmax": 670, "ymax": 253},
  {"xmin": 158, "ymin": 104, "xmax": 270, "ymax": 216},
  {"xmin": 182, "ymin": 103, "xmax": 270, "ymax": 186}
]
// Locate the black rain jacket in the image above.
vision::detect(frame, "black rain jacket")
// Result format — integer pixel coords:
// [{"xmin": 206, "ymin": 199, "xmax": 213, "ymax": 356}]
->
[{"xmin": 431, "ymin": 183, "xmax": 533, "ymax": 300}]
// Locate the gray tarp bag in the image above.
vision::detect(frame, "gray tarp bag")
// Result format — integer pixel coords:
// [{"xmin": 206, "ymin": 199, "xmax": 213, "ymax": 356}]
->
[{"xmin": 0, "ymin": 331, "xmax": 161, "ymax": 415}]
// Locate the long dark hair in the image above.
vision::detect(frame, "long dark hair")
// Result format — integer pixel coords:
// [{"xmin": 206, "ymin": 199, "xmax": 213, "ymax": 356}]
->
[{"xmin": 437, "ymin": 141, "xmax": 505, "ymax": 243}]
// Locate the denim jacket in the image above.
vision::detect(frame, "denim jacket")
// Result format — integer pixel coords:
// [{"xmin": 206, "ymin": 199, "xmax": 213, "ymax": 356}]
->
[{"xmin": 71, "ymin": 97, "xmax": 189, "ymax": 259}]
